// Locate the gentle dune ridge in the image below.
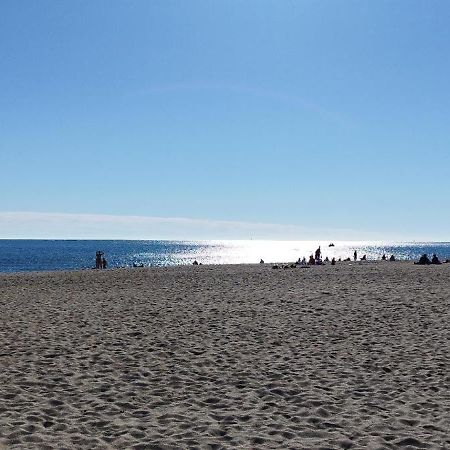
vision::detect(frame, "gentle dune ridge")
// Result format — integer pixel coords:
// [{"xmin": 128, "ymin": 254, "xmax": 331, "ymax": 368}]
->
[{"xmin": 1, "ymin": 262, "xmax": 449, "ymax": 449}]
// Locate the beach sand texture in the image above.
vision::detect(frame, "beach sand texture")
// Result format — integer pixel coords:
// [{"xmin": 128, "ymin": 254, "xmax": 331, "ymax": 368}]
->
[{"xmin": 1, "ymin": 262, "xmax": 449, "ymax": 449}]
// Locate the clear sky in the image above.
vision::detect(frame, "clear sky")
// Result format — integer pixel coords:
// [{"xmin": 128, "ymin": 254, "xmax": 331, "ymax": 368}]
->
[{"xmin": 1, "ymin": 1, "xmax": 449, "ymax": 240}]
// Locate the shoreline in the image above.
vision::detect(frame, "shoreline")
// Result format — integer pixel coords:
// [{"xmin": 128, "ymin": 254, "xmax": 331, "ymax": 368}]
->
[
  {"xmin": 0, "ymin": 258, "xmax": 448, "ymax": 277},
  {"xmin": 1, "ymin": 240, "xmax": 449, "ymax": 275}
]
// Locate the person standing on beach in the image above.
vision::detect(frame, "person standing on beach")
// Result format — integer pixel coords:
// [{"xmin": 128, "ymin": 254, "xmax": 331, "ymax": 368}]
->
[
  {"xmin": 95, "ymin": 251, "xmax": 104, "ymax": 269},
  {"xmin": 315, "ymin": 246, "xmax": 321, "ymax": 260},
  {"xmin": 95, "ymin": 251, "xmax": 101, "ymax": 269},
  {"xmin": 354, "ymin": 250, "xmax": 357, "ymax": 261},
  {"xmin": 102, "ymin": 257, "xmax": 107, "ymax": 269}
]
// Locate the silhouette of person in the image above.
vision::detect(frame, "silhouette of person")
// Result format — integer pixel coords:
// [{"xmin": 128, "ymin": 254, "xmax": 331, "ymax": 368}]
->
[
  {"xmin": 315, "ymin": 246, "xmax": 321, "ymax": 260},
  {"xmin": 102, "ymin": 257, "xmax": 107, "ymax": 269},
  {"xmin": 353, "ymin": 250, "xmax": 357, "ymax": 261},
  {"xmin": 415, "ymin": 254, "xmax": 431, "ymax": 265},
  {"xmin": 260, "ymin": 259, "xmax": 265, "ymax": 264},
  {"xmin": 381, "ymin": 254, "xmax": 387, "ymax": 260},
  {"xmin": 431, "ymin": 254, "xmax": 441, "ymax": 264},
  {"xmin": 389, "ymin": 255, "xmax": 396, "ymax": 261},
  {"xmin": 331, "ymin": 257, "xmax": 336, "ymax": 265},
  {"xmin": 308, "ymin": 255, "xmax": 315, "ymax": 265},
  {"xmin": 95, "ymin": 251, "xmax": 103, "ymax": 269}
]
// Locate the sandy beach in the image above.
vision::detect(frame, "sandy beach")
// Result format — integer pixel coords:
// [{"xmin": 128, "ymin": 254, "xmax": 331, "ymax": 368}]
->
[{"xmin": 1, "ymin": 262, "xmax": 449, "ymax": 449}]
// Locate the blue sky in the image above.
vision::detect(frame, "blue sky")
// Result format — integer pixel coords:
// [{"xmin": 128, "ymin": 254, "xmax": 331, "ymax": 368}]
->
[{"xmin": 1, "ymin": 1, "xmax": 449, "ymax": 239}]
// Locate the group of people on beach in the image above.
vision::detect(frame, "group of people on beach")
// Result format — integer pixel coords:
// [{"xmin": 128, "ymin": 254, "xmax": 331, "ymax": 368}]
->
[
  {"xmin": 127, "ymin": 248, "xmax": 448, "ymax": 269},
  {"xmin": 189, "ymin": 244, "xmax": 448, "ymax": 269},
  {"xmin": 415, "ymin": 253, "xmax": 446, "ymax": 265},
  {"xmin": 95, "ymin": 251, "xmax": 107, "ymax": 269},
  {"xmin": 293, "ymin": 247, "xmax": 447, "ymax": 267},
  {"xmin": 277, "ymin": 246, "xmax": 403, "ymax": 268},
  {"xmin": 307, "ymin": 248, "xmax": 402, "ymax": 265},
  {"xmin": 305, "ymin": 246, "xmax": 357, "ymax": 266}
]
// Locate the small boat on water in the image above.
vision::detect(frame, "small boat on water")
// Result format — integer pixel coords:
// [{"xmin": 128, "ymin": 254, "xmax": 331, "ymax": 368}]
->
[{"xmin": 329, "ymin": 243, "xmax": 335, "ymax": 247}]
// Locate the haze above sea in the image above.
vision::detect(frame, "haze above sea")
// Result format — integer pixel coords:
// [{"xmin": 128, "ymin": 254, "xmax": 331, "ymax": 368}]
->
[{"xmin": 0, "ymin": 240, "xmax": 449, "ymax": 273}]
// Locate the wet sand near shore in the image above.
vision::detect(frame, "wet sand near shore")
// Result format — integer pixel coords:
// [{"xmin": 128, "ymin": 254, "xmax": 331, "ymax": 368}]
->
[{"xmin": 1, "ymin": 262, "xmax": 449, "ymax": 449}]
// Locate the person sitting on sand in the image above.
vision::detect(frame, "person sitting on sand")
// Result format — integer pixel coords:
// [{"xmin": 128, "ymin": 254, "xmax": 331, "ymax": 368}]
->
[
  {"xmin": 324, "ymin": 256, "xmax": 329, "ymax": 262},
  {"xmin": 308, "ymin": 255, "xmax": 315, "ymax": 265},
  {"xmin": 360, "ymin": 254, "xmax": 367, "ymax": 261},
  {"xmin": 389, "ymin": 255, "xmax": 396, "ymax": 261},
  {"xmin": 331, "ymin": 257, "xmax": 336, "ymax": 265},
  {"xmin": 431, "ymin": 254, "xmax": 442, "ymax": 265},
  {"xmin": 102, "ymin": 257, "xmax": 107, "ymax": 269},
  {"xmin": 193, "ymin": 260, "xmax": 199, "ymax": 265},
  {"xmin": 260, "ymin": 259, "xmax": 264, "ymax": 264},
  {"xmin": 381, "ymin": 254, "xmax": 387, "ymax": 260},
  {"xmin": 415, "ymin": 254, "xmax": 431, "ymax": 265}
]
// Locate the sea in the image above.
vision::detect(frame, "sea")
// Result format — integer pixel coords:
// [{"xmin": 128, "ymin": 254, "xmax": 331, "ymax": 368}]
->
[{"xmin": 0, "ymin": 240, "xmax": 449, "ymax": 273}]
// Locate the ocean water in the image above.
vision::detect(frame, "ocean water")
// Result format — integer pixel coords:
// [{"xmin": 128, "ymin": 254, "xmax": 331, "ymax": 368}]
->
[{"xmin": 0, "ymin": 240, "xmax": 449, "ymax": 273}]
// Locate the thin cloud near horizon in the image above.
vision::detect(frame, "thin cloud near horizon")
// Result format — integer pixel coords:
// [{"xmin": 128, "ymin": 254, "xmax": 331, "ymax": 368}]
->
[{"xmin": 0, "ymin": 211, "xmax": 388, "ymax": 241}]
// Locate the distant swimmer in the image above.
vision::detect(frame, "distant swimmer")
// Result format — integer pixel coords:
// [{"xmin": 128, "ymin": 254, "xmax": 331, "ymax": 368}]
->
[{"xmin": 329, "ymin": 243, "xmax": 335, "ymax": 247}]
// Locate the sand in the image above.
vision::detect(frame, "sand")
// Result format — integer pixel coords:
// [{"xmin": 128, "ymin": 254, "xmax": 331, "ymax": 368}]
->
[{"xmin": 0, "ymin": 262, "xmax": 449, "ymax": 449}]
